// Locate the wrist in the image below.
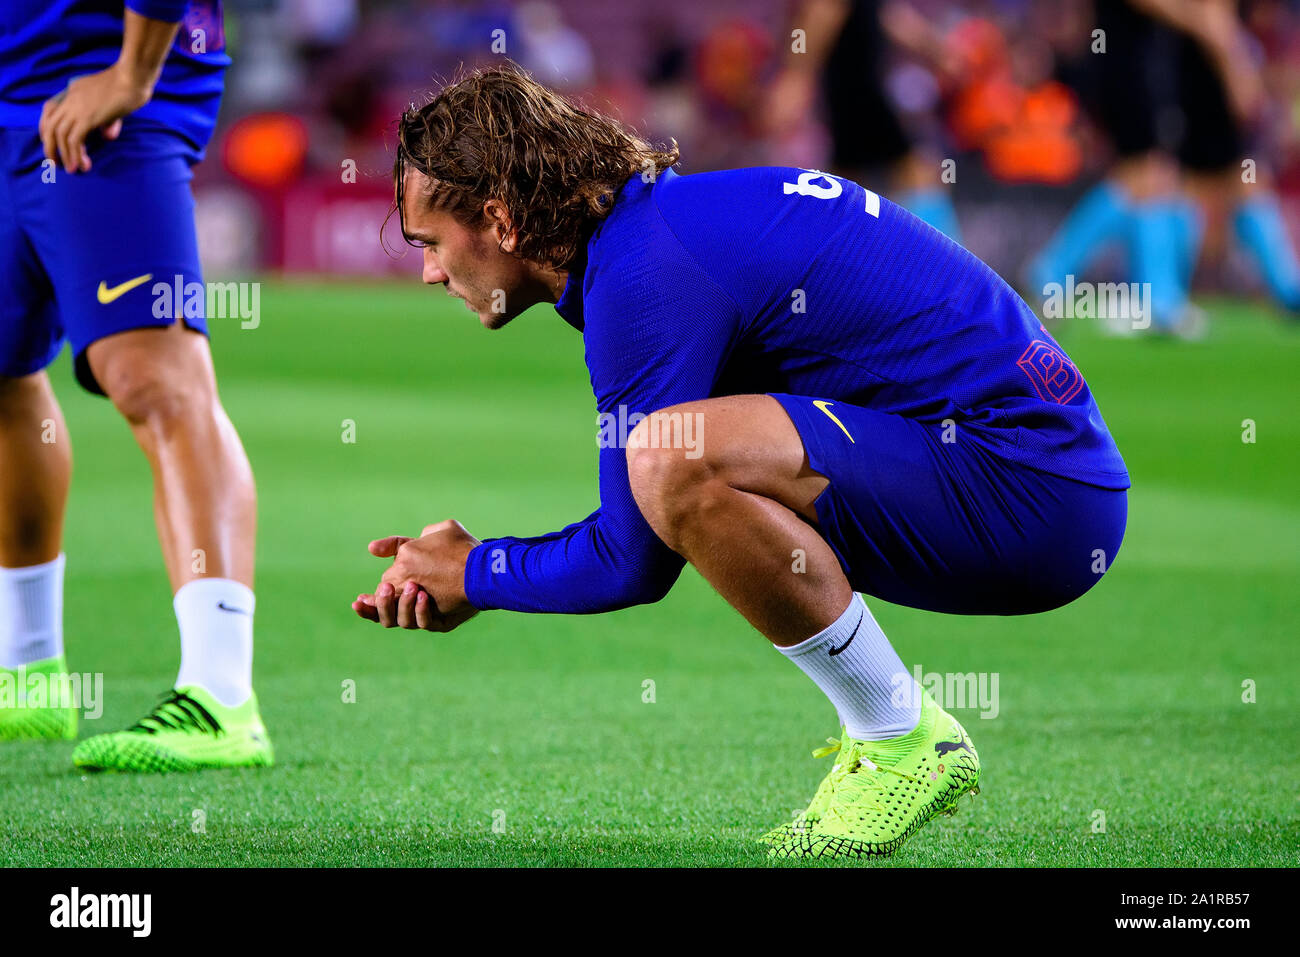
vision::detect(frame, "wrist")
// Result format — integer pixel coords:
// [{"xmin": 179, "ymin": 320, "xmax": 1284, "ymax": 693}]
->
[
  {"xmin": 110, "ymin": 59, "xmax": 160, "ymax": 107},
  {"xmin": 462, "ymin": 542, "xmax": 497, "ymax": 612},
  {"xmin": 456, "ymin": 541, "xmax": 480, "ymax": 609}
]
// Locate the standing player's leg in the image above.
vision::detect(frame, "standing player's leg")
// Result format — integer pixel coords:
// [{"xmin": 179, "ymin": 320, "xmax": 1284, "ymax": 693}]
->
[
  {"xmin": 86, "ymin": 323, "xmax": 256, "ymax": 594},
  {"xmin": 1027, "ymin": 8, "xmax": 1203, "ymax": 335},
  {"xmin": 1173, "ymin": 24, "xmax": 1300, "ymax": 316},
  {"xmin": 86, "ymin": 321, "xmax": 259, "ymax": 702},
  {"xmin": 0, "ymin": 373, "xmax": 70, "ymax": 570},
  {"xmin": 1229, "ymin": 179, "xmax": 1300, "ymax": 314},
  {"xmin": 69, "ymin": 325, "xmax": 270, "ymax": 773},
  {"xmin": 627, "ymin": 394, "xmax": 981, "ymax": 858},
  {"xmin": 0, "ymin": 159, "xmax": 76, "ymax": 741},
  {"xmin": 0, "ymin": 372, "xmax": 76, "ymax": 740},
  {"xmin": 1116, "ymin": 153, "xmax": 1203, "ymax": 335},
  {"xmin": 819, "ymin": 0, "xmax": 962, "ymax": 243},
  {"xmin": 11, "ymin": 123, "xmax": 270, "ymax": 771}
]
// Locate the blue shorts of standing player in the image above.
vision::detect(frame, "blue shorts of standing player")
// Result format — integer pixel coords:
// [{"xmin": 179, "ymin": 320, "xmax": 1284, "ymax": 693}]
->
[{"xmin": 0, "ymin": 122, "xmax": 207, "ymax": 392}]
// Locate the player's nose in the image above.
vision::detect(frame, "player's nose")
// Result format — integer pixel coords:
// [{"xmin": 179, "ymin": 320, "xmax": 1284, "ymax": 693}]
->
[{"xmin": 422, "ymin": 247, "xmax": 447, "ymax": 285}]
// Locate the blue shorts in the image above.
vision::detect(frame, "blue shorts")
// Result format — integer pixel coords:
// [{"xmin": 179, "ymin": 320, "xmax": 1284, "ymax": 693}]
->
[
  {"xmin": 0, "ymin": 123, "xmax": 208, "ymax": 394},
  {"xmin": 770, "ymin": 393, "xmax": 1128, "ymax": 615}
]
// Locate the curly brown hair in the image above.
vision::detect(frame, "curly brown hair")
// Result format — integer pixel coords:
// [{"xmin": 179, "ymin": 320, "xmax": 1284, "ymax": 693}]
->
[{"xmin": 392, "ymin": 64, "xmax": 680, "ymax": 269}]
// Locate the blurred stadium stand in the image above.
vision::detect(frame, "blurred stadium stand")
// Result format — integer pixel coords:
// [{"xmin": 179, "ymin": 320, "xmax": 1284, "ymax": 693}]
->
[{"xmin": 194, "ymin": 0, "xmax": 1300, "ymax": 295}]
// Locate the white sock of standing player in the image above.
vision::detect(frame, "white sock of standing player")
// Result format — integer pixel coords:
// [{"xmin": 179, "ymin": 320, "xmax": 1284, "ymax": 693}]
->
[
  {"xmin": 0, "ymin": 553, "xmax": 66, "ymax": 668},
  {"xmin": 777, "ymin": 593, "xmax": 922, "ymax": 740},
  {"xmin": 173, "ymin": 578, "xmax": 255, "ymax": 707}
]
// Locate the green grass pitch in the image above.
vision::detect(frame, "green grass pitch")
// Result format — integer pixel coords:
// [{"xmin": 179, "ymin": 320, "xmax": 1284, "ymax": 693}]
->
[{"xmin": 2, "ymin": 281, "xmax": 1296, "ymax": 867}]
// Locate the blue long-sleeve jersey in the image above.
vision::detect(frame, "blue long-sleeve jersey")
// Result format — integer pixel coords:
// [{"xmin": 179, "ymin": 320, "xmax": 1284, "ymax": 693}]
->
[
  {"xmin": 0, "ymin": 1, "xmax": 227, "ymax": 152},
  {"xmin": 463, "ymin": 166, "xmax": 1130, "ymax": 614}
]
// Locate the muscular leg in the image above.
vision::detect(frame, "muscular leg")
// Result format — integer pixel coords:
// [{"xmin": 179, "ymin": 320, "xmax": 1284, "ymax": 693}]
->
[
  {"xmin": 629, "ymin": 394, "xmax": 921, "ymax": 744},
  {"xmin": 0, "ymin": 372, "xmax": 73, "ymax": 729},
  {"xmin": 626, "ymin": 394, "xmax": 850, "ymax": 646},
  {"xmin": 86, "ymin": 323, "xmax": 255, "ymax": 591},
  {"xmin": 0, "ymin": 371, "xmax": 70, "ymax": 568},
  {"xmin": 636, "ymin": 404, "xmax": 980, "ymax": 851}
]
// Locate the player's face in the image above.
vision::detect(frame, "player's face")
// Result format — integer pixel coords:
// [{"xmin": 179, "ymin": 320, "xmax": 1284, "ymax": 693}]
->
[{"xmin": 401, "ymin": 170, "xmax": 535, "ymax": 330}]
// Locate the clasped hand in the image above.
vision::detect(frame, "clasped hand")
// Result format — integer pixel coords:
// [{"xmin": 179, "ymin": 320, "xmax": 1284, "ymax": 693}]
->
[{"xmin": 352, "ymin": 520, "xmax": 480, "ymax": 632}]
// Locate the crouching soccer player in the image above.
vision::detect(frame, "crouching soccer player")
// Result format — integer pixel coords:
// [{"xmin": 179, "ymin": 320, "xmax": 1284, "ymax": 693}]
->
[
  {"xmin": 0, "ymin": 1, "xmax": 271, "ymax": 771},
  {"xmin": 355, "ymin": 67, "xmax": 1129, "ymax": 858}
]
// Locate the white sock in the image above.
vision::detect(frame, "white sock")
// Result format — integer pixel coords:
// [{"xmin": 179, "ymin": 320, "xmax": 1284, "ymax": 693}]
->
[
  {"xmin": 0, "ymin": 554, "xmax": 65, "ymax": 668},
  {"xmin": 174, "ymin": 578, "xmax": 255, "ymax": 707},
  {"xmin": 777, "ymin": 594, "xmax": 921, "ymax": 740}
]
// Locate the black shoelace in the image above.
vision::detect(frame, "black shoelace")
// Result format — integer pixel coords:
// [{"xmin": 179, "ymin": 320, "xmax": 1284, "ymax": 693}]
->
[{"xmin": 127, "ymin": 690, "xmax": 223, "ymax": 736}]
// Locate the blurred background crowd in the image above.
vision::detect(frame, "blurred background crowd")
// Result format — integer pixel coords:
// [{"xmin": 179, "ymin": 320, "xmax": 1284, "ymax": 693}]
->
[{"xmin": 197, "ymin": 0, "xmax": 1300, "ymax": 328}]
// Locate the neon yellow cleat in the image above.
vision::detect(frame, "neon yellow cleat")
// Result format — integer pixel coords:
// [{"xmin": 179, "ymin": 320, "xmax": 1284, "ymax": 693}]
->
[
  {"xmin": 0, "ymin": 656, "xmax": 78, "ymax": 741},
  {"xmin": 764, "ymin": 689, "xmax": 980, "ymax": 858},
  {"xmin": 72, "ymin": 685, "xmax": 272, "ymax": 773}
]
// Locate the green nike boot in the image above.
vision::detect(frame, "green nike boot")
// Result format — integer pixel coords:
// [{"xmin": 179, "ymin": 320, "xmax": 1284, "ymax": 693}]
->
[{"xmin": 72, "ymin": 685, "xmax": 272, "ymax": 773}]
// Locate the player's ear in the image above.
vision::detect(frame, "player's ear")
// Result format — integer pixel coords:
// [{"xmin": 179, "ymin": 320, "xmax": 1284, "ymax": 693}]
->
[{"xmin": 483, "ymin": 199, "xmax": 518, "ymax": 252}]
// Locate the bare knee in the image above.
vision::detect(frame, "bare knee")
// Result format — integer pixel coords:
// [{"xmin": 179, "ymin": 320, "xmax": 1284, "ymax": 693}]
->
[
  {"xmin": 101, "ymin": 362, "xmax": 213, "ymax": 433},
  {"xmin": 626, "ymin": 422, "xmax": 723, "ymax": 548},
  {"xmin": 90, "ymin": 330, "xmax": 218, "ymax": 432},
  {"xmin": 627, "ymin": 397, "xmax": 827, "ymax": 541}
]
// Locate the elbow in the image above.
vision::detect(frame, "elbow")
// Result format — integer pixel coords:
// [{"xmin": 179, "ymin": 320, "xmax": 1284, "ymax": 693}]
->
[{"xmin": 605, "ymin": 557, "xmax": 682, "ymax": 610}]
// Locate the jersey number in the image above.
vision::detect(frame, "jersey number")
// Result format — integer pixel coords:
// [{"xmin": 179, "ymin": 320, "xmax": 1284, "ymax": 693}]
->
[{"xmin": 782, "ymin": 170, "xmax": 880, "ymax": 218}]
